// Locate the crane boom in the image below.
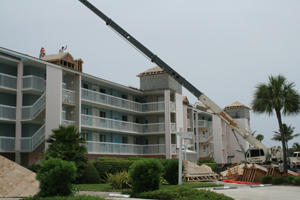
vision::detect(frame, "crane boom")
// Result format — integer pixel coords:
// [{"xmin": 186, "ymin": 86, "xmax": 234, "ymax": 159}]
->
[{"xmin": 78, "ymin": 0, "xmax": 268, "ymax": 152}]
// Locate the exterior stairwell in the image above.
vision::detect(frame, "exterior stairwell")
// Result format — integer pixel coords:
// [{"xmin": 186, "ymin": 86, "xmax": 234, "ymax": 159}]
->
[
  {"xmin": 22, "ymin": 93, "xmax": 46, "ymax": 120},
  {"xmin": 21, "ymin": 124, "xmax": 45, "ymax": 152}
]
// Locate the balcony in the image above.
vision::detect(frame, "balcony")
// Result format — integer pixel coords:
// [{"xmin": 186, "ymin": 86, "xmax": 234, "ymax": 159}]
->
[
  {"xmin": 86, "ymin": 142, "xmax": 177, "ymax": 155},
  {"xmin": 198, "ymin": 120, "xmax": 212, "ymax": 128},
  {"xmin": 0, "ymin": 105, "xmax": 16, "ymax": 121},
  {"xmin": 0, "ymin": 73, "xmax": 17, "ymax": 90},
  {"xmin": 22, "ymin": 93, "xmax": 45, "ymax": 120},
  {"xmin": 23, "ymin": 75, "xmax": 46, "ymax": 92},
  {"xmin": 61, "ymin": 120, "xmax": 76, "ymax": 126},
  {"xmin": 62, "ymin": 89, "xmax": 76, "ymax": 105},
  {"xmin": 21, "ymin": 125, "xmax": 45, "ymax": 151},
  {"xmin": 198, "ymin": 129, "xmax": 213, "ymax": 143},
  {"xmin": 81, "ymin": 88, "xmax": 175, "ymax": 113},
  {"xmin": 81, "ymin": 114, "xmax": 176, "ymax": 134},
  {"xmin": 0, "ymin": 136, "xmax": 15, "ymax": 152},
  {"xmin": 199, "ymin": 144, "xmax": 214, "ymax": 157}
]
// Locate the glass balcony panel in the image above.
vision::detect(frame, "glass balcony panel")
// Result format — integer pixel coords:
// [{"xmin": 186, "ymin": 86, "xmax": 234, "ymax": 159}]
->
[
  {"xmin": 0, "ymin": 137, "xmax": 15, "ymax": 151},
  {"xmin": 23, "ymin": 76, "xmax": 46, "ymax": 91},
  {"xmin": 0, "ymin": 73, "xmax": 17, "ymax": 89},
  {"xmin": 62, "ymin": 89, "xmax": 75, "ymax": 104},
  {"xmin": 22, "ymin": 93, "xmax": 45, "ymax": 120},
  {"xmin": 0, "ymin": 105, "xmax": 16, "ymax": 120},
  {"xmin": 21, "ymin": 138, "xmax": 31, "ymax": 151}
]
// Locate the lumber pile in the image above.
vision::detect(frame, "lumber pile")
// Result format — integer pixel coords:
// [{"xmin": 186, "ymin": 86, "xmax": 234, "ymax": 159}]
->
[
  {"xmin": 183, "ymin": 161, "xmax": 220, "ymax": 181},
  {"xmin": 240, "ymin": 164, "xmax": 267, "ymax": 182},
  {"xmin": 0, "ymin": 155, "xmax": 39, "ymax": 198}
]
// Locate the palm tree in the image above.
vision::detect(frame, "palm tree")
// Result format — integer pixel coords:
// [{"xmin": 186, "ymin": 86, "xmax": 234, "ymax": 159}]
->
[
  {"xmin": 45, "ymin": 125, "xmax": 88, "ymax": 178},
  {"xmin": 272, "ymin": 123, "xmax": 300, "ymax": 152},
  {"xmin": 255, "ymin": 134, "xmax": 264, "ymax": 142},
  {"xmin": 251, "ymin": 74, "xmax": 300, "ymax": 173},
  {"xmin": 292, "ymin": 142, "xmax": 300, "ymax": 152}
]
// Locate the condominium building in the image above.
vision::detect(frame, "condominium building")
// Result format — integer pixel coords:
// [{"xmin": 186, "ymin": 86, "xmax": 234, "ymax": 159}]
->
[{"xmin": 0, "ymin": 46, "xmax": 250, "ymax": 166}]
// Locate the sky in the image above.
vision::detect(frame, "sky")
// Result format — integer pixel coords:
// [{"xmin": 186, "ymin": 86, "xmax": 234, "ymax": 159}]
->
[{"xmin": 1, "ymin": 0, "xmax": 300, "ymax": 149}]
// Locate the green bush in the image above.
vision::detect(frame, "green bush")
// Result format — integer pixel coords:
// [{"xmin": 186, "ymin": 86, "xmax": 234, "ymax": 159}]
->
[
  {"xmin": 77, "ymin": 162, "xmax": 100, "ymax": 184},
  {"xmin": 23, "ymin": 195, "xmax": 106, "ymax": 200},
  {"xmin": 126, "ymin": 156, "xmax": 145, "ymax": 160},
  {"xmin": 198, "ymin": 157, "xmax": 215, "ymax": 163},
  {"xmin": 292, "ymin": 177, "xmax": 300, "ymax": 185},
  {"xmin": 129, "ymin": 158, "xmax": 163, "ymax": 194},
  {"xmin": 272, "ymin": 176, "xmax": 287, "ymax": 185},
  {"xmin": 261, "ymin": 175, "xmax": 273, "ymax": 184},
  {"xmin": 104, "ymin": 171, "xmax": 131, "ymax": 189},
  {"xmin": 36, "ymin": 158, "xmax": 77, "ymax": 197},
  {"xmin": 131, "ymin": 187, "xmax": 234, "ymax": 200},
  {"xmin": 27, "ymin": 163, "xmax": 41, "ymax": 173},
  {"xmin": 161, "ymin": 159, "xmax": 183, "ymax": 185},
  {"xmin": 286, "ymin": 175, "xmax": 296, "ymax": 184},
  {"xmin": 93, "ymin": 159, "xmax": 135, "ymax": 182}
]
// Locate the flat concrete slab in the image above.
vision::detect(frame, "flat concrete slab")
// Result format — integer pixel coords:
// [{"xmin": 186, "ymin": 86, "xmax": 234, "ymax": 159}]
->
[{"xmin": 204, "ymin": 182, "xmax": 300, "ymax": 200}]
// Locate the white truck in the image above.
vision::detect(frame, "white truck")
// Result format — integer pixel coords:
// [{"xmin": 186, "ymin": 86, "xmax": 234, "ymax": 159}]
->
[{"xmin": 79, "ymin": 0, "xmax": 284, "ymax": 165}]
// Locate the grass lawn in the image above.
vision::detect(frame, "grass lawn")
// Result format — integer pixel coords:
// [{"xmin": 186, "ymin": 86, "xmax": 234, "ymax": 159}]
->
[{"xmin": 74, "ymin": 181, "xmax": 223, "ymax": 192}]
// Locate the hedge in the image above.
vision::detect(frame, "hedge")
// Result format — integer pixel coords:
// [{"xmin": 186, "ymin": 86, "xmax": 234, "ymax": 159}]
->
[{"xmin": 77, "ymin": 162, "xmax": 101, "ymax": 184}]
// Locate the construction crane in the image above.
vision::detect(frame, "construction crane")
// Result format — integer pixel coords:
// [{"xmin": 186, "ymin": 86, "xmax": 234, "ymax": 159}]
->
[{"xmin": 78, "ymin": 0, "xmax": 282, "ymax": 164}]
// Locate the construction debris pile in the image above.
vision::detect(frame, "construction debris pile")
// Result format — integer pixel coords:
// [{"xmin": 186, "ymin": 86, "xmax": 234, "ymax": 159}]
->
[
  {"xmin": 183, "ymin": 161, "xmax": 220, "ymax": 181},
  {"xmin": 0, "ymin": 155, "xmax": 39, "ymax": 198}
]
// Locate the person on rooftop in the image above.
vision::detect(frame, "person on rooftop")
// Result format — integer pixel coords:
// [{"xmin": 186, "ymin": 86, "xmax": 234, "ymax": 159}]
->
[
  {"xmin": 39, "ymin": 47, "xmax": 46, "ymax": 59},
  {"xmin": 59, "ymin": 45, "xmax": 67, "ymax": 53}
]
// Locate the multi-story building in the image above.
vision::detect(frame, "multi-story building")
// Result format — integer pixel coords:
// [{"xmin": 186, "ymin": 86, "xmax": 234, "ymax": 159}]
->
[{"xmin": 0, "ymin": 46, "xmax": 251, "ymax": 166}]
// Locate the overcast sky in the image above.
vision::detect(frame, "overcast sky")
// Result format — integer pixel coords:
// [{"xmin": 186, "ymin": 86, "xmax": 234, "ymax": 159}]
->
[{"xmin": 1, "ymin": 0, "xmax": 299, "ymax": 149}]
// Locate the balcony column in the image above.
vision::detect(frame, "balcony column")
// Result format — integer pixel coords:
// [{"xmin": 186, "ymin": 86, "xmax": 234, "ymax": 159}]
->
[
  {"xmin": 45, "ymin": 65, "xmax": 62, "ymax": 149},
  {"xmin": 15, "ymin": 61, "xmax": 23, "ymax": 164},
  {"xmin": 164, "ymin": 90, "xmax": 171, "ymax": 159},
  {"xmin": 194, "ymin": 111, "xmax": 200, "ymax": 159}
]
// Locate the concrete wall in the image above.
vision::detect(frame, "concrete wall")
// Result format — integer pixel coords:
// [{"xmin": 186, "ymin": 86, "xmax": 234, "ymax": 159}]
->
[
  {"xmin": 140, "ymin": 74, "xmax": 182, "ymax": 94},
  {"xmin": 212, "ymin": 116, "xmax": 224, "ymax": 163}
]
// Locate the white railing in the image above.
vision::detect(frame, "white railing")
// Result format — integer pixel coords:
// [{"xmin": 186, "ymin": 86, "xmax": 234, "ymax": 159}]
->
[
  {"xmin": 81, "ymin": 114, "xmax": 176, "ymax": 133},
  {"xmin": 199, "ymin": 144, "xmax": 214, "ymax": 157},
  {"xmin": 198, "ymin": 120, "xmax": 212, "ymax": 128},
  {"xmin": 62, "ymin": 120, "xmax": 76, "ymax": 126},
  {"xmin": 81, "ymin": 88, "xmax": 175, "ymax": 113},
  {"xmin": 0, "ymin": 105, "xmax": 16, "ymax": 120},
  {"xmin": 62, "ymin": 111, "xmax": 66, "ymax": 120},
  {"xmin": 21, "ymin": 125, "xmax": 45, "ymax": 151},
  {"xmin": 0, "ymin": 136, "xmax": 15, "ymax": 151},
  {"xmin": 86, "ymin": 141, "xmax": 169, "ymax": 155},
  {"xmin": 22, "ymin": 93, "xmax": 46, "ymax": 120},
  {"xmin": 0, "ymin": 73, "xmax": 17, "ymax": 89},
  {"xmin": 171, "ymin": 144, "xmax": 177, "ymax": 154},
  {"xmin": 62, "ymin": 89, "xmax": 75, "ymax": 104},
  {"xmin": 198, "ymin": 128, "xmax": 213, "ymax": 143},
  {"xmin": 23, "ymin": 75, "xmax": 46, "ymax": 92}
]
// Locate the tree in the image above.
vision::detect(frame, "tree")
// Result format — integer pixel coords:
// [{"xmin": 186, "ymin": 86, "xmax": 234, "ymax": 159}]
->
[
  {"xmin": 272, "ymin": 123, "xmax": 300, "ymax": 152},
  {"xmin": 251, "ymin": 74, "xmax": 300, "ymax": 173},
  {"xmin": 255, "ymin": 134, "xmax": 264, "ymax": 142},
  {"xmin": 292, "ymin": 142, "xmax": 300, "ymax": 152},
  {"xmin": 44, "ymin": 125, "xmax": 88, "ymax": 178}
]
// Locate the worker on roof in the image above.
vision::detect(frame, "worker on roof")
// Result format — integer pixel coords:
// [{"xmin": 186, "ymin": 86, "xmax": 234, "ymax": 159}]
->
[
  {"xmin": 39, "ymin": 47, "xmax": 46, "ymax": 59},
  {"xmin": 59, "ymin": 45, "xmax": 67, "ymax": 53}
]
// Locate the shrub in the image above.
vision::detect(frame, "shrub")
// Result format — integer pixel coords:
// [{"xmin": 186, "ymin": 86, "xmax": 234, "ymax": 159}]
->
[
  {"xmin": 23, "ymin": 195, "xmax": 106, "ymax": 200},
  {"xmin": 129, "ymin": 158, "xmax": 163, "ymax": 194},
  {"xmin": 198, "ymin": 157, "xmax": 215, "ymax": 163},
  {"xmin": 77, "ymin": 162, "xmax": 100, "ymax": 184},
  {"xmin": 104, "ymin": 171, "xmax": 131, "ymax": 189},
  {"xmin": 272, "ymin": 176, "xmax": 287, "ymax": 185},
  {"xmin": 131, "ymin": 187, "xmax": 234, "ymax": 200},
  {"xmin": 286, "ymin": 175, "xmax": 296, "ymax": 184},
  {"xmin": 161, "ymin": 159, "xmax": 183, "ymax": 185},
  {"xmin": 292, "ymin": 177, "xmax": 300, "ymax": 185},
  {"xmin": 261, "ymin": 175, "xmax": 273, "ymax": 184},
  {"xmin": 93, "ymin": 159, "xmax": 135, "ymax": 182},
  {"xmin": 27, "ymin": 163, "xmax": 41, "ymax": 173},
  {"xmin": 36, "ymin": 158, "xmax": 77, "ymax": 197},
  {"xmin": 126, "ymin": 156, "xmax": 145, "ymax": 161}
]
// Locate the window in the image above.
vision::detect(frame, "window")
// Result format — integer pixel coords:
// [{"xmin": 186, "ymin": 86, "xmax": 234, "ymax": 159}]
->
[
  {"xmin": 100, "ymin": 111, "xmax": 106, "ymax": 118},
  {"xmin": 145, "ymin": 139, "xmax": 148, "ymax": 145},
  {"xmin": 122, "ymin": 115, "xmax": 127, "ymax": 121},
  {"xmin": 135, "ymin": 138, "xmax": 140, "ymax": 144},
  {"xmin": 100, "ymin": 135, "xmax": 106, "ymax": 142},
  {"xmin": 100, "ymin": 88, "xmax": 106, "ymax": 93},
  {"xmin": 83, "ymin": 84, "xmax": 89, "ymax": 96},
  {"xmin": 83, "ymin": 108, "xmax": 88, "ymax": 115},
  {"xmin": 122, "ymin": 137, "xmax": 127, "ymax": 144},
  {"xmin": 122, "ymin": 94, "xmax": 127, "ymax": 99},
  {"xmin": 135, "ymin": 118, "xmax": 139, "ymax": 123}
]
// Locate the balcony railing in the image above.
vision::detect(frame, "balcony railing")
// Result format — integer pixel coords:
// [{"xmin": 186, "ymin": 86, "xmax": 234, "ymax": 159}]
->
[
  {"xmin": 0, "ymin": 136, "xmax": 15, "ymax": 151},
  {"xmin": 0, "ymin": 73, "xmax": 17, "ymax": 89},
  {"xmin": 198, "ymin": 120, "xmax": 212, "ymax": 128},
  {"xmin": 23, "ymin": 75, "xmax": 46, "ymax": 92},
  {"xmin": 0, "ymin": 105, "xmax": 16, "ymax": 120},
  {"xmin": 62, "ymin": 120, "xmax": 76, "ymax": 126},
  {"xmin": 198, "ymin": 129, "xmax": 213, "ymax": 143},
  {"xmin": 86, "ymin": 141, "xmax": 177, "ymax": 155},
  {"xmin": 62, "ymin": 89, "xmax": 76, "ymax": 104},
  {"xmin": 81, "ymin": 88, "xmax": 175, "ymax": 113},
  {"xmin": 199, "ymin": 144, "xmax": 214, "ymax": 157},
  {"xmin": 21, "ymin": 125, "xmax": 45, "ymax": 151},
  {"xmin": 81, "ymin": 114, "xmax": 175, "ymax": 133},
  {"xmin": 22, "ymin": 93, "xmax": 45, "ymax": 120}
]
